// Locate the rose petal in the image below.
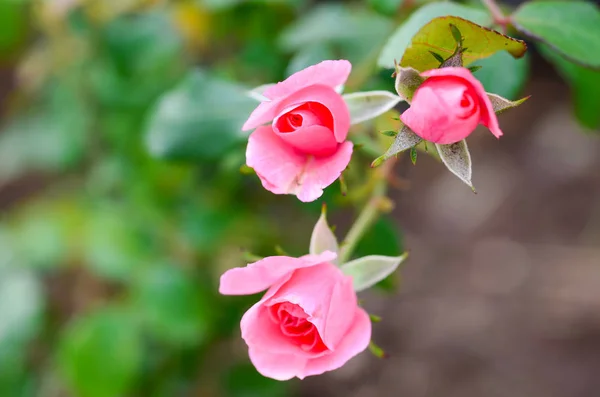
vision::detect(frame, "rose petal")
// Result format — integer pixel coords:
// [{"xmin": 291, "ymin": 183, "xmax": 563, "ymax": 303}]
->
[
  {"xmin": 248, "ymin": 347, "xmax": 308, "ymax": 381},
  {"xmin": 242, "ymin": 100, "xmax": 281, "ymax": 132},
  {"xmin": 295, "ymin": 141, "xmax": 353, "ymax": 203},
  {"xmin": 421, "ymin": 67, "xmax": 503, "ymax": 138},
  {"xmin": 246, "ymin": 126, "xmax": 352, "ymax": 202},
  {"xmin": 219, "ymin": 251, "xmax": 337, "ymax": 296},
  {"xmin": 266, "ymin": 263, "xmax": 355, "ymax": 350},
  {"xmin": 275, "ymin": 125, "xmax": 338, "ymax": 156},
  {"xmin": 302, "ymin": 307, "xmax": 371, "ymax": 378},
  {"xmin": 275, "ymin": 85, "xmax": 350, "ymax": 142},
  {"xmin": 264, "ymin": 60, "xmax": 351, "ymax": 101},
  {"xmin": 401, "ymin": 83, "xmax": 480, "ymax": 144}
]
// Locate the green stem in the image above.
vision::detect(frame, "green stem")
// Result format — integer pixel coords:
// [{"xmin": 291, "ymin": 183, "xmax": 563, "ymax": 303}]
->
[{"xmin": 338, "ymin": 159, "xmax": 396, "ymax": 264}]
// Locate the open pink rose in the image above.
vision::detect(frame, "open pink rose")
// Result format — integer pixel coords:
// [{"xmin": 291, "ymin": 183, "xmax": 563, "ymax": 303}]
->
[
  {"xmin": 400, "ymin": 67, "xmax": 502, "ymax": 145},
  {"xmin": 219, "ymin": 251, "xmax": 371, "ymax": 380},
  {"xmin": 243, "ymin": 60, "xmax": 353, "ymax": 202}
]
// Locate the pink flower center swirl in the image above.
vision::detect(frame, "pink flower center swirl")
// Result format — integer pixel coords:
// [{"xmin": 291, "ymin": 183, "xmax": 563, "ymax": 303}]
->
[
  {"xmin": 268, "ymin": 301, "xmax": 328, "ymax": 354},
  {"xmin": 272, "ymin": 102, "xmax": 338, "ymax": 157}
]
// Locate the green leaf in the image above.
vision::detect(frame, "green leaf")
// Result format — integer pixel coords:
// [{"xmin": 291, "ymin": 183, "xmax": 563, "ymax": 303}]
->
[
  {"xmin": 58, "ymin": 308, "xmax": 142, "ymax": 397},
  {"xmin": 131, "ymin": 265, "xmax": 213, "ymax": 347},
  {"xmin": 378, "ymin": 2, "xmax": 491, "ymax": 68},
  {"xmin": 429, "ymin": 51, "xmax": 445, "ymax": 64},
  {"xmin": 400, "ymin": 16, "xmax": 527, "ymax": 72},
  {"xmin": 343, "ymin": 90, "xmax": 402, "ymax": 125},
  {"xmin": 223, "ymin": 363, "xmax": 288, "ymax": 397},
  {"xmin": 512, "ymin": 1, "xmax": 600, "ymax": 68},
  {"xmin": 0, "ymin": 1, "xmax": 27, "ymax": 55},
  {"xmin": 145, "ymin": 69, "xmax": 256, "ymax": 161},
  {"xmin": 83, "ymin": 208, "xmax": 146, "ymax": 281},
  {"xmin": 0, "ymin": 268, "xmax": 43, "ymax": 345},
  {"xmin": 369, "ymin": 0, "xmax": 404, "ymax": 16},
  {"xmin": 539, "ymin": 44, "xmax": 600, "ymax": 130},
  {"xmin": 279, "ymin": 4, "xmax": 393, "ymax": 64},
  {"xmin": 354, "ymin": 217, "xmax": 403, "ymax": 258},
  {"xmin": 341, "ymin": 253, "xmax": 408, "ymax": 291},
  {"xmin": 471, "ymin": 51, "xmax": 529, "ymax": 100},
  {"xmin": 410, "ymin": 146, "xmax": 418, "ymax": 165},
  {"xmin": 0, "ymin": 83, "xmax": 90, "ymax": 182}
]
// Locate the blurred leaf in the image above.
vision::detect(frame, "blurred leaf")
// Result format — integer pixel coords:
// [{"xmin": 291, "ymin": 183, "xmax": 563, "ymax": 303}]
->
[
  {"xmin": 513, "ymin": 1, "xmax": 600, "ymax": 68},
  {"xmin": 279, "ymin": 4, "xmax": 392, "ymax": 63},
  {"xmin": 145, "ymin": 69, "xmax": 256, "ymax": 161},
  {"xmin": 223, "ymin": 363, "xmax": 288, "ymax": 397},
  {"xmin": 92, "ymin": 12, "xmax": 184, "ymax": 109},
  {"xmin": 471, "ymin": 51, "xmax": 529, "ymax": 100},
  {"xmin": 369, "ymin": 0, "xmax": 404, "ymax": 16},
  {"xmin": 0, "ymin": 83, "xmax": 90, "ymax": 181},
  {"xmin": 539, "ymin": 44, "xmax": 600, "ymax": 130},
  {"xmin": 132, "ymin": 265, "xmax": 213, "ymax": 347},
  {"xmin": 0, "ymin": 341, "xmax": 32, "ymax": 397},
  {"xmin": 286, "ymin": 43, "xmax": 335, "ymax": 76},
  {"xmin": 0, "ymin": 268, "xmax": 43, "ymax": 344},
  {"xmin": 83, "ymin": 207, "xmax": 147, "ymax": 281},
  {"xmin": 355, "ymin": 217, "xmax": 403, "ymax": 257},
  {"xmin": 0, "ymin": 266, "xmax": 41, "ymax": 396},
  {"xmin": 58, "ymin": 308, "xmax": 142, "ymax": 397},
  {"xmin": 399, "ymin": 16, "xmax": 527, "ymax": 72},
  {"xmin": 378, "ymin": 2, "xmax": 490, "ymax": 68},
  {"xmin": 0, "ymin": 0, "xmax": 27, "ymax": 55}
]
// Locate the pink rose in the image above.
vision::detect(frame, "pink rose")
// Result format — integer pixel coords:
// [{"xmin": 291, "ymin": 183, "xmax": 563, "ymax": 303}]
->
[
  {"xmin": 219, "ymin": 251, "xmax": 371, "ymax": 380},
  {"xmin": 243, "ymin": 60, "xmax": 353, "ymax": 202},
  {"xmin": 400, "ymin": 67, "xmax": 503, "ymax": 145}
]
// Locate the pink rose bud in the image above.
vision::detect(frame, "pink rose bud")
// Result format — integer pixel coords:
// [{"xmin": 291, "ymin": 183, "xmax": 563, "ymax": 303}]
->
[
  {"xmin": 243, "ymin": 60, "xmax": 353, "ymax": 202},
  {"xmin": 400, "ymin": 67, "xmax": 503, "ymax": 145},
  {"xmin": 219, "ymin": 251, "xmax": 371, "ymax": 380}
]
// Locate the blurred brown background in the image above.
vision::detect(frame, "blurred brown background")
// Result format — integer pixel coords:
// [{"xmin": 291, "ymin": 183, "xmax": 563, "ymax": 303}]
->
[{"xmin": 302, "ymin": 58, "xmax": 600, "ymax": 397}]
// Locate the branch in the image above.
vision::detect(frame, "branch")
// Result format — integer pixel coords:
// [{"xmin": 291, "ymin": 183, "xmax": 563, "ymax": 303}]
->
[{"xmin": 338, "ymin": 158, "xmax": 397, "ymax": 264}]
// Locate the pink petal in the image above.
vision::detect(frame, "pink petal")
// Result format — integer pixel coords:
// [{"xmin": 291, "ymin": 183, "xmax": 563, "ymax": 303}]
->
[
  {"xmin": 219, "ymin": 251, "xmax": 337, "ymax": 296},
  {"xmin": 246, "ymin": 127, "xmax": 353, "ymax": 202},
  {"xmin": 265, "ymin": 263, "xmax": 355, "ymax": 350},
  {"xmin": 242, "ymin": 100, "xmax": 281, "ymax": 132},
  {"xmin": 295, "ymin": 141, "xmax": 353, "ymax": 202},
  {"xmin": 302, "ymin": 307, "xmax": 371, "ymax": 378},
  {"xmin": 275, "ymin": 125, "xmax": 338, "ymax": 156},
  {"xmin": 421, "ymin": 67, "xmax": 503, "ymax": 139},
  {"xmin": 275, "ymin": 84, "xmax": 350, "ymax": 142},
  {"xmin": 246, "ymin": 126, "xmax": 308, "ymax": 196},
  {"xmin": 400, "ymin": 84, "xmax": 480, "ymax": 144},
  {"xmin": 241, "ymin": 294, "xmax": 311, "ymax": 356},
  {"xmin": 248, "ymin": 347, "xmax": 308, "ymax": 381},
  {"xmin": 264, "ymin": 60, "xmax": 351, "ymax": 101}
]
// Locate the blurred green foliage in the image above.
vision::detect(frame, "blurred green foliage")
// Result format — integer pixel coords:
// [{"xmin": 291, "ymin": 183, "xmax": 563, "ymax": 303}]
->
[
  {"xmin": 0, "ymin": 0, "xmax": 399, "ymax": 395},
  {"xmin": 0, "ymin": 0, "xmax": 597, "ymax": 395}
]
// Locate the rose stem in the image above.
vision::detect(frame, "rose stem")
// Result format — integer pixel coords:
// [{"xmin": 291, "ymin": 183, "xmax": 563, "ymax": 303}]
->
[
  {"xmin": 338, "ymin": 158, "xmax": 397, "ymax": 264},
  {"xmin": 480, "ymin": 0, "xmax": 510, "ymax": 31}
]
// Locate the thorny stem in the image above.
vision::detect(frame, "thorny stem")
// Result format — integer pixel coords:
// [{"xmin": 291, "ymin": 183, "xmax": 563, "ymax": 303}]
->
[
  {"xmin": 338, "ymin": 158, "xmax": 397, "ymax": 264},
  {"xmin": 481, "ymin": 0, "xmax": 510, "ymax": 31}
]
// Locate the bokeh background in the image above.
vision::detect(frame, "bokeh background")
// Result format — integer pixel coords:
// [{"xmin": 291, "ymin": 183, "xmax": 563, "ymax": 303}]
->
[{"xmin": 0, "ymin": 0, "xmax": 598, "ymax": 396}]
